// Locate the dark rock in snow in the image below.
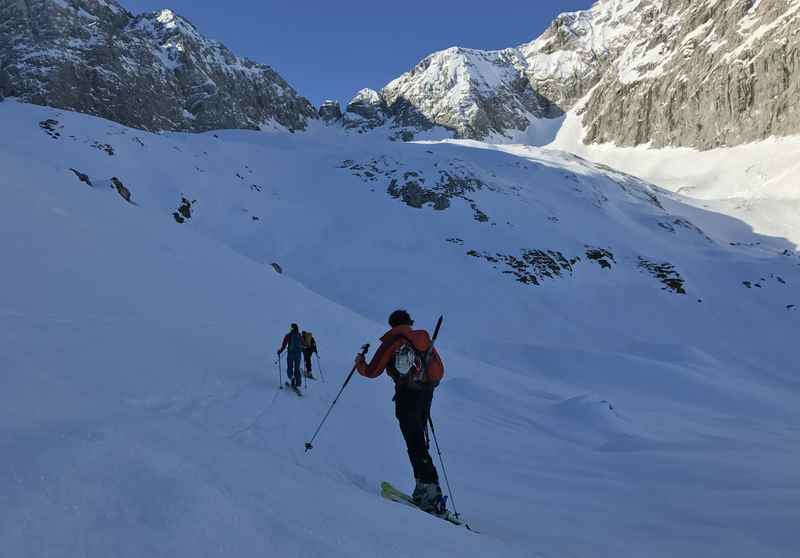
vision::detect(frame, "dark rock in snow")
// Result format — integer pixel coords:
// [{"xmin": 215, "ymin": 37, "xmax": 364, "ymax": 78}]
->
[
  {"xmin": 638, "ymin": 258, "xmax": 687, "ymax": 294},
  {"xmin": 69, "ymin": 168, "xmax": 92, "ymax": 187},
  {"xmin": 92, "ymin": 142, "xmax": 115, "ymax": 156},
  {"xmin": 585, "ymin": 247, "xmax": 615, "ymax": 269},
  {"xmin": 468, "ymin": 248, "xmax": 579, "ymax": 286},
  {"xmin": 111, "ymin": 177, "xmax": 132, "ymax": 203},
  {"xmin": 173, "ymin": 196, "xmax": 195, "ymax": 223},
  {"xmin": 343, "ymin": 89, "xmax": 389, "ymax": 131},
  {"xmin": 39, "ymin": 118, "xmax": 61, "ymax": 138},
  {"xmin": 319, "ymin": 100, "xmax": 343, "ymax": 123}
]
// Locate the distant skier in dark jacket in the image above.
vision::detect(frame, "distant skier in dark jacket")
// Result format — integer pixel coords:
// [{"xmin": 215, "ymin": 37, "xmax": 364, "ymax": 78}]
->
[
  {"xmin": 278, "ymin": 323, "xmax": 304, "ymax": 388},
  {"xmin": 301, "ymin": 330, "xmax": 318, "ymax": 379},
  {"xmin": 354, "ymin": 309, "xmax": 447, "ymax": 514}
]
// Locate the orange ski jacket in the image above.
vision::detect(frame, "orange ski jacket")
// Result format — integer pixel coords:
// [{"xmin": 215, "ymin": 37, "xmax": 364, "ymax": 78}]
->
[{"xmin": 356, "ymin": 325, "xmax": 444, "ymax": 384}]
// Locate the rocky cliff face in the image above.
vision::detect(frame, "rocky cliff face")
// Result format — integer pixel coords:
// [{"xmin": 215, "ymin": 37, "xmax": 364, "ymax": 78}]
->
[
  {"xmin": 318, "ymin": 99, "xmax": 343, "ymax": 123},
  {"xmin": 342, "ymin": 88, "xmax": 389, "ymax": 131},
  {"xmin": 0, "ymin": 0, "xmax": 317, "ymax": 132},
  {"xmin": 519, "ymin": 1, "xmax": 644, "ymax": 112},
  {"xmin": 574, "ymin": 0, "xmax": 800, "ymax": 149},
  {"xmin": 352, "ymin": 0, "xmax": 800, "ymax": 149}
]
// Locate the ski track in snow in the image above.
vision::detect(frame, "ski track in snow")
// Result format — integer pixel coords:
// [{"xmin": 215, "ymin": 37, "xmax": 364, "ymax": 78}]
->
[{"xmin": 1, "ymin": 100, "xmax": 799, "ymax": 558}]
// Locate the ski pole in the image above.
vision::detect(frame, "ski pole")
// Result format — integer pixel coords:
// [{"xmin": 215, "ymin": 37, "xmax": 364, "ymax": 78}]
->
[
  {"xmin": 304, "ymin": 343, "xmax": 369, "ymax": 452},
  {"xmin": 428, "ymin": 415, "xmax": 460, "ymax": 520},
  {"xmin": 419, "ymin": 316, "xmax": 463, "ymax": 520},
  {"xmin": 315, "ymin": 352, "xmax": 326, "ymax": 383},
  {"xmin": 277, "ymin": 354, "xmax": 283, "ymax": 390}
]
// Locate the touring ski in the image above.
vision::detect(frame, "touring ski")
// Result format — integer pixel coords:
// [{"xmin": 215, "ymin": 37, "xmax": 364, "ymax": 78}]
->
[
  {"xmin": 380, "ymin": 481, "xmax": 476, "ymax": 531},
  {"xmin": 284, "ymin": 382, "xmax": 303, "ymax": 397}
]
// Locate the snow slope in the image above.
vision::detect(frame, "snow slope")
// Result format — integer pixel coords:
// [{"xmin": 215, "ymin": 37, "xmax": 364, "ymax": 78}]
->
[
  {"xmin": 550, "ymin": 105, "xmax": 800, "ymax": 246},
  {"xmin": 1, "ymin": 100, "xmax": 799, "ymax": 557}
]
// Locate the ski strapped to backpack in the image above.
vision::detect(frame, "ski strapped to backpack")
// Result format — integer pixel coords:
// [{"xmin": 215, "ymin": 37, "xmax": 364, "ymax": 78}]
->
[{"xmin": 420, "ymin": 315, "xmax": 443, "ymax": 379}]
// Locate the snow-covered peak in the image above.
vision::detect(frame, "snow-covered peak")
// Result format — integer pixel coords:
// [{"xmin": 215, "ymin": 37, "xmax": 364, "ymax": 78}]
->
[
  {"xmin": 318, "ymin": 99, "xmax": 343, "ymax": 122},
  {"xmin": 346, "ymin": 1, "xmax": 654, "ymax": 142},
  {"xmin": 156, "ymin": 8, "xmax": 176, "ymax": 25},
  {"xmin": 386, "ymin": 46, "xmax": 525, "ymax": 99},
  {"xmin": 134, "ymin": 8, "xmax": 205, "ymax": 45},
  {"xmin": 348, "ymin": 88, "xmax": 384, "ymax": 107},
  {"xmin": 371, "ymin": 45, "xmax": 560, "ymax": 141},
  {"xmin": 343, "ymin": 88, "xmax": 389, "ymax": 131}
]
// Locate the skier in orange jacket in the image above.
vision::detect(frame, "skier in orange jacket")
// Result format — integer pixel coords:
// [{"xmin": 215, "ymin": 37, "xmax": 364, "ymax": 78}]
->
[{"xmin": 355, "ymin": 309, "xmax": 447, "ymax": 514}]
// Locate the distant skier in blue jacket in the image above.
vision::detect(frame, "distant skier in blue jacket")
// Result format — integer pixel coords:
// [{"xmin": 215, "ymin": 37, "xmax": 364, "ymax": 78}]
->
[{"xmin": 278, "ymin": 323, "xmax": 304, "ymax": 388}]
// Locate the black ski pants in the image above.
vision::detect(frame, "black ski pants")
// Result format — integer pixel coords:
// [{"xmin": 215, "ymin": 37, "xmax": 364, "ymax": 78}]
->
[
  {"xmin": 394, "ymin": 386, "xmax": 439, "ymax": 484},
  {"xmin": 303, "ymin": 349, "xmax": 314, "ymax": 374}
]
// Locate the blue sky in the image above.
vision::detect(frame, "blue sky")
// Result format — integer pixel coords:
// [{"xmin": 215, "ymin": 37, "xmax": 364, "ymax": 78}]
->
[{"xmin": 124, "ymin": 1, "xmax": 593, "ymax": 107}]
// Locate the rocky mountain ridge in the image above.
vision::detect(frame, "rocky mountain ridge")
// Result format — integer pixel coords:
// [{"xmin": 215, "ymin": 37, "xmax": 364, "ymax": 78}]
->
[
  {"xmin": 0, "ymin": 0, "xmax": 317, "ymax": 132},
  {"xmin": 2, "ymin": 0, "xmax": 799, "ymax": 149},
  {"xmin": 319, "ymin": 47, "xmax": 565, "ymax": 143},
  {"xmin": 336, "ymin": 0, "xmax": 800, "ymax": 149}
]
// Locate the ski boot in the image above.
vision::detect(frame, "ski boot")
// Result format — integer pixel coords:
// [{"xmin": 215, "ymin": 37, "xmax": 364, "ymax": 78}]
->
[{"xmin": 412, "ymin": 481, "xmax": 447, "ymax": 515}]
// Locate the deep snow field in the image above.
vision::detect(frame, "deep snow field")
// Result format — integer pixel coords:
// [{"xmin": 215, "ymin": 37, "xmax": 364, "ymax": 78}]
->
[
  {"xmin": 1, "ymin": 100, "xmax": 799, "ymax": 558},
  {"xmin": 550, "ymin": 109, "xmax": 800, "ymax": 248}
]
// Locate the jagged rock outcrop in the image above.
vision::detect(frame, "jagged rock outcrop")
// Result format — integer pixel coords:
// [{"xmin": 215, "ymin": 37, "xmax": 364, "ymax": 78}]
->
[
  {"xmin": 0, "ymin": 0, "xmax": 317, "ymax": 132},
  {"xmin": 318, "ymin": 100, "xmax": 342, "ymax": 123},
  {"xmin": 343, "ymin": 88, "xmax": 389, "ymax": 131}
]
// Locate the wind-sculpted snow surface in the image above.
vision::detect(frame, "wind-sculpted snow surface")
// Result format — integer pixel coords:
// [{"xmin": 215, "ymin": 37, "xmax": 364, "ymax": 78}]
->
[
  {"xmin": 1, "ymin": 101, "xmax": 799, "ymax": 557},
  {"xmin": 0, "ymin": 0, "xmax": 317, "ymax": 132}
]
